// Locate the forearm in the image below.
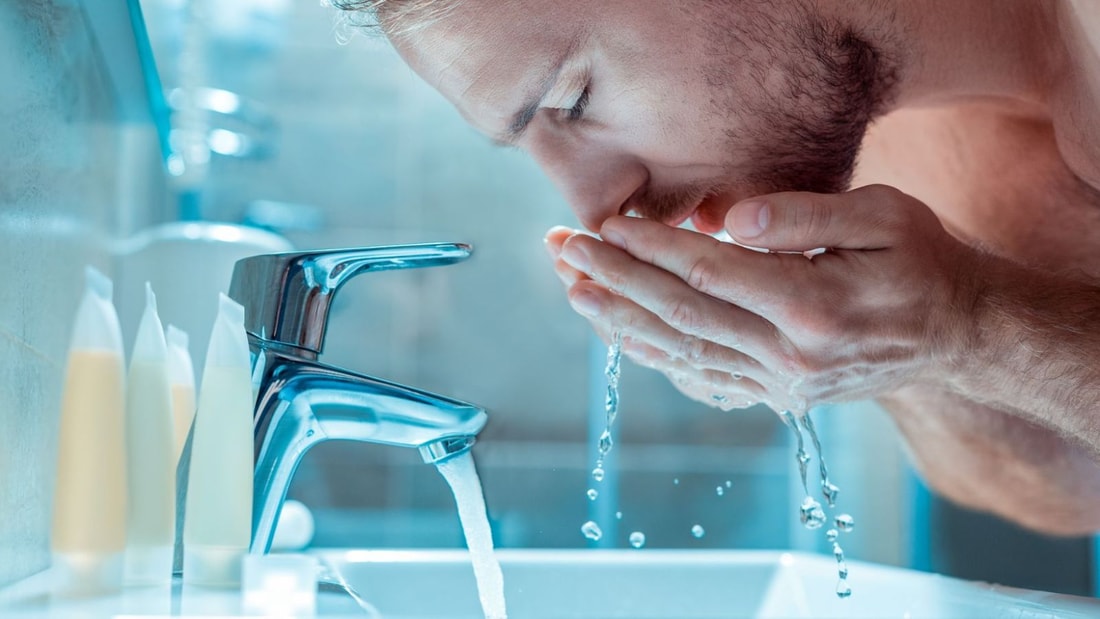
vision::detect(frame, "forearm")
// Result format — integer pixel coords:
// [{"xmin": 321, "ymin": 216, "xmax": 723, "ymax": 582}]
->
[
  {"xmin": 945, "ymin": 253, "xmax": 1100, "ymax": 460},
  {"xmin": 880, "ymin": 385, "xmax": 1100, "ymax": 535}
]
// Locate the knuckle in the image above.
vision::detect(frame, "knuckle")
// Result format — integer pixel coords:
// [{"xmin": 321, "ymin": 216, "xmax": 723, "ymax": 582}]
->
[
  {"xmin": 785, "ymin": 197, "xmax": 832, "ymax": 238},
  {"xmin": 664, "ymin": 297, "xmax": 701, "ymax": 333},
  {"xmin": 676, "ymin": 335, "xmax": 709, "ymax": 365},
  {"xmin": 683, "ymin": 254, "xmax": 718, "ymax": 293}
]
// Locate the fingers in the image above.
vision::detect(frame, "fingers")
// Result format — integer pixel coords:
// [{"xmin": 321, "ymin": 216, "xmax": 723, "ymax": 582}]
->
[
  {"xmin": 589, "ymin": 217, "xmax": 805, "ymax": 323},
  {"xmin": 560, "ymin": 232, "xmax": 785, "ymax": 366},
  {"xmin": 546, "ymin": 226, "xmax": 587, "ymax": 286},
  {"xmin": 569, "ymin": 278, "xmax": 770, "ymax": 378},
  {"xmin": 724, "ymin": 184, "xmax": 920, "ymax": 252}
]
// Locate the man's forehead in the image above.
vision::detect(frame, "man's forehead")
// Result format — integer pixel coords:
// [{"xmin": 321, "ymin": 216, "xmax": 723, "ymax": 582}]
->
[{"xmin": 393, "ymin": 1, "xmax": 579, "ymax": 131}]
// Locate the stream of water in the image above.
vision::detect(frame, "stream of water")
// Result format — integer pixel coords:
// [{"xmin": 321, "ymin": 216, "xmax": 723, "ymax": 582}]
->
[
  {"xmin": 781, "ymin": 408, "xmax": 855, "ymax": 598},
  {"xmin": 437, "ymin": 451, "xmax": 508, "ymax": 619}
]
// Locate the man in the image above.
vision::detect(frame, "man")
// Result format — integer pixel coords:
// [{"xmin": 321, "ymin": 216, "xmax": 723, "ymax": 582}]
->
[{"xmin": 333, "ymin": 0, "xmax": 1100, "ymax": 536}]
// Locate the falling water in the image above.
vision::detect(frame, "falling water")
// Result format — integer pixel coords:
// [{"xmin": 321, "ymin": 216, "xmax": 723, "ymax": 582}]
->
[
  {"xmin": 583, "ymin": 332, "xmax": 624, "ymax": 541},
  {"xmin": 800, "ymin": 413, "xmax": 839, "ymax": 507},
  {"xmin": 592, "ymin": 332, "xmax": 624, "ymax": 476},
  {"xmin": 436, "ymin": 452, "xmax": 507, "ymax": 619},
  {"xmin": 781, "ymin": 409, "xmax": 855, "ymax": 597}
]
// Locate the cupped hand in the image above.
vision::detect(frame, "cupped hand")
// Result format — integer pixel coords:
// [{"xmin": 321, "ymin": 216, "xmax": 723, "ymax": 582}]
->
[{"xmin": 546, "ymin": 184, "xmax": 982, "ymax": 412}]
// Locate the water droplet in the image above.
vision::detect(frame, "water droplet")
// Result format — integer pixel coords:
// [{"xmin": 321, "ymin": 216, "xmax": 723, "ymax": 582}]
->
[
  {"xmin": 715, "ymin": 486, "xmax": 724, "ymax": 496},
  {"xmin": 673, "ymin": 477, "xmax": 680, "ymax": 485},
  {"xmin": 615, "ymin": 511, "xmax": 623, "ymax": 520},
  {"xmin": 587, "ymin": 488, "xmax": 598, "ymax": 501},
  {"xmin": 799, "ymin": 497, "xmax": 826, "ymax": 530},
  {"xmin": 592, "ymin": 467, "xmax": 605, "ymax": 482},
  {"xmin": 725, "ymin": 480, "xmax": 732, "ymax": 488},
  {"xmin": 836, "ymin": 584, "xmax": 852, "ymax": 599},
  {"xmin": 581, "ymin": 521, "xmax": 602, "ymax": 541},
  {"xmin": 731, "ymin": 371, "xmax": 743, "ymax": 380},
  {"xmin": 598, "ymin": 430, "xmax": 613, "ymax": 456},
  {"xmin": 826, "ymin": 528, "xmax": 838, "ymax": 543},
  {"xmin": 629, "ymin": 531, "xmax": 646, "ymax": 549},
  {"xmin": 835, "ymin": 513, "xmax": 855, "ymax": 532},
  {"xmin": 691, "ymin": 525, "xmax": 705, "ymax": 538},
  {"xmin": 833, "ymin": 543, "xmax": 845, "ymax": 562},
  {"xmin": 823, "ymin": 482, "xmax": 840, "ymax": 506}
]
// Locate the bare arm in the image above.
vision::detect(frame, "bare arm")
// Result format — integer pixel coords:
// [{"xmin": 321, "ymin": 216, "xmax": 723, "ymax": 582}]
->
[
  {"xmin": 881, "ymin": 383, "xmax": 1100, "ymax": 535},
  {"xmin": 879, "ymin": 256, "xmax": 1100, "ymax": 535}
]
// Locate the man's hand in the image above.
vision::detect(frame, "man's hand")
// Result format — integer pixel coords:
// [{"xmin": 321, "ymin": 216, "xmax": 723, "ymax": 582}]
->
[{"xmin": 546, "ymin": 184, "xmax": 983, "ymax": 412}]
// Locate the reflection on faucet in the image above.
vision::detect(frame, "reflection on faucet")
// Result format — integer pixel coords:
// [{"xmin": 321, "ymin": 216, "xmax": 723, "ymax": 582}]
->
[
  {"xmin": 248, "ymin": 348, "xmax": 486, "ymax": 554},
  {"xmin": 234, "ymin": 243, "xmax": 487, "ymax": 555},
  {"xmin": 173, "ymin": 243, "xmax": 487, "ymax": 566}
]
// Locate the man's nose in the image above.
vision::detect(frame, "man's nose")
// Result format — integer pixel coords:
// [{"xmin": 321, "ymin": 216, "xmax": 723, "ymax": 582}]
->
[{"xmin": 526, "ymin": 130, "xmax": 646, "ymax": 232}]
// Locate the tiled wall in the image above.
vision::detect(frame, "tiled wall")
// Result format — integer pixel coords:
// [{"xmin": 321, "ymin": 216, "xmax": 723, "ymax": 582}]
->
[{"xmin": 0, "ymin": 2, "xmax": 163, "ymax": 586}]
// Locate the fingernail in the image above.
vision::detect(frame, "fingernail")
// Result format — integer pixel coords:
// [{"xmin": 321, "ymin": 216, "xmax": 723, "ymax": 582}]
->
[
  {"xmin": 560, "ymin": 239, "xmax": 591, "ymax": 272},
  {"xmin": 544, "ymin": 235, "xmax": 560, "ymax": 259},
  {"xmin": 730, "ymin": 201, "xmax": 769, "ymax": 238},
  {"xmin": 569, "ymin": 290, "xmax": 602, "ymax": 316},
  {"xmin": 547, "ymin": 226, "xmax": 580, "ymax": 258}
]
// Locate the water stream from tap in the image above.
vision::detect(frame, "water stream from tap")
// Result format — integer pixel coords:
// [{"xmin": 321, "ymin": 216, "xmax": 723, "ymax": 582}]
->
[{"xmin": 436, "ymin": 451, "xmax": 507, "ymax": 619}]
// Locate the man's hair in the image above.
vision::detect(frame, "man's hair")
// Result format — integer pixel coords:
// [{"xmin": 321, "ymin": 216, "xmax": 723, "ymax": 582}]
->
[{"xmin": 326, "ymin": 0, "xmax": 457, "ymax": 38}]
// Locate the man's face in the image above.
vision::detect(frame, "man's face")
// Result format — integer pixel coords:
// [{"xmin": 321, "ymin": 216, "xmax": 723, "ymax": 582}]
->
[{"xmin": 391, "ymin": 0, "xmax": 893, "ymax": 233}]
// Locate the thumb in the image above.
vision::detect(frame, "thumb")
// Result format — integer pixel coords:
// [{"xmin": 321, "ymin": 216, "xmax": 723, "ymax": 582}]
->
[{"xmin": 725, "ymin": 185, "xmax": 910, "ymax": 252}]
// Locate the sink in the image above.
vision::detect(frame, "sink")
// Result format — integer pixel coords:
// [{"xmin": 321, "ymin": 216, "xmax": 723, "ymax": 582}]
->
[{"xmin": 319, "ymin": 549, "xmax": 1100, "ymax": 618}]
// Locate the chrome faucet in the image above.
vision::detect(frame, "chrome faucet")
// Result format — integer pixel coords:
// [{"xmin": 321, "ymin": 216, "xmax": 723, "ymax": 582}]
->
[{"xmin": 228, "ymin": 243, "xmax": 488, "ymax": 555}]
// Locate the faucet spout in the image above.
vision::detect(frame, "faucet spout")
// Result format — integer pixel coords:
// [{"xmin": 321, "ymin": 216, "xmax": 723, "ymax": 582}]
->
[{"xmin": 249, "ymin": 349, "xmax": 486, "ymax": 554}]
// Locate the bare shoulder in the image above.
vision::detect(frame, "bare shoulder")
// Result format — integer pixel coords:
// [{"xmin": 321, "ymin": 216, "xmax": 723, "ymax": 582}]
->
[
  {"xmin": 1052, "ymin": 0, "xmax": 1100, "ymax": 189},
  {"xmin": 1065, "ymin": 0, "xmax": 1100, "ymax": 46}
]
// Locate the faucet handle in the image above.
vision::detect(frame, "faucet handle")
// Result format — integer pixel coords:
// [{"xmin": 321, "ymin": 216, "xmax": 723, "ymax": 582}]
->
[{"xmin": 228, "ymin": 242, "xmax": 472, "ymax": 356}]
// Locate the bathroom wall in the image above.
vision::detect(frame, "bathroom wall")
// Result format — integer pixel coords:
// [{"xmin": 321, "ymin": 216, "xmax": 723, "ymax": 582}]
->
[{"xmin": 0, "ymin": 1, "xmax": 166, "ymax": 586}]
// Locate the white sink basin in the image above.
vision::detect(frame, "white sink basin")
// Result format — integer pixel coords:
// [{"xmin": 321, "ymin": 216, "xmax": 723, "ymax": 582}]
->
[{"xmin": 319, "ymin": 549, "xmax": 1100, "ymax": 618}]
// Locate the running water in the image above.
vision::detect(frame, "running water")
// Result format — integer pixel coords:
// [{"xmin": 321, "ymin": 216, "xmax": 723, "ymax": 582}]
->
[
  {"xmin": 593, "ymin": 332, "xmax": 624, "ymax": 476},
  {"xmin": 582, "ymin": 332, "xmax": 624, "ymax": 541},
  {"xmin": 781, "ymin": 409, "xmax": 854, "ymax": 598},
  {"xmin": 800, "ymin": 413, "xmax": 839, "ymax": 507},
  {"xmin": 436, "ymin": 452, "xmax": 508, "ymax": 619},
  {"xmin": 780, "ymin": 410, "xmax": 825, "ymax": 529}
]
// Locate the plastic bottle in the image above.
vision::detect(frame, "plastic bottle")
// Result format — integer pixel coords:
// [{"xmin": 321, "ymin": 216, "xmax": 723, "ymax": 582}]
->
[
  {"xmin": 51, "ymin": 266, "xmax": 127, "ymax": 597},
  {"xmin": 166, "ymin": 324, "xmax": 195, "ymax": 466},
  {"xmin": 183, "ymin": 293, "xmax": 254, "ymax": 586},
  {"xmin": 124, "ymin": 283, "xmax": 175, "ymax": 586}
]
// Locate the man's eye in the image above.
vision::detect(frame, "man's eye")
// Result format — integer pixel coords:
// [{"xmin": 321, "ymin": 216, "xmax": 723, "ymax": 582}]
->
[{"xmin": 565, "ymin": 87, "xmax": 590, "ymax": 121}]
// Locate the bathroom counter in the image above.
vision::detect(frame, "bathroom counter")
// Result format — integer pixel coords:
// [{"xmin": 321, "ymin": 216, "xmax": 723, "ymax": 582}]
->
[{"xmin": 0, "ymin": 568, "xmax": 368, "ymax": 618}]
